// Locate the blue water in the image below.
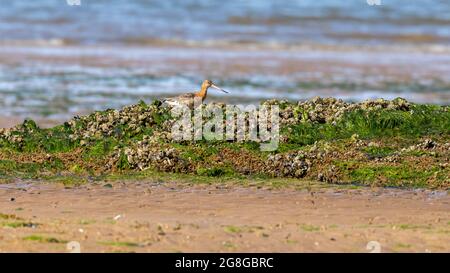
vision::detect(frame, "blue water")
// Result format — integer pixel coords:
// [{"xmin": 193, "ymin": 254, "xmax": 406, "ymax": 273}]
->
[
  {"xmin": 1, "ymin": 0, "xmax": 449, "ymax": 45},
  {"xmin": 0, "ymin": 0, "xmax": 449, "ymax": 124}
]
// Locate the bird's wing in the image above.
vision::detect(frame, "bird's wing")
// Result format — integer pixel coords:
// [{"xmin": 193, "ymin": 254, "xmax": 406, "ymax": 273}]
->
[
  {"xmin": 176, "ymin": 93, "xmax": 196, "ymax": 99},
  {"xmin": 163, "ymin": 93, "xmax": 195, "ymax": 101},
  {"xmin": 162, "ymin": 93, "xmax": 196, "ymax": 106}
]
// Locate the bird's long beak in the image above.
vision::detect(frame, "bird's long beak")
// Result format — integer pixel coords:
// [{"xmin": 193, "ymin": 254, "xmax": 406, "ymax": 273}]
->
[{"xmin": 211, "ymin": 84, "xmax": 229, "ymax": 93}]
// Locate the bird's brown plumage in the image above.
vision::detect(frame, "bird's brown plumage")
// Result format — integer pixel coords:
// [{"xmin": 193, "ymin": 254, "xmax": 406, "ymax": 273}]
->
[{"xmin": 163, "ymin": 80, "xmax": 228, "ymax": 109}]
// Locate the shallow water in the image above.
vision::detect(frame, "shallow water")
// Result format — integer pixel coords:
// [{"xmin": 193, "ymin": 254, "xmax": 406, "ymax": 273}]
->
[
  {"xmin": 2, "ymin": 0, "xmax": 450, "ymax": 46},
  {"xmin": 0, "ymin": 0, "xmax": 449, "ymax": 125}
]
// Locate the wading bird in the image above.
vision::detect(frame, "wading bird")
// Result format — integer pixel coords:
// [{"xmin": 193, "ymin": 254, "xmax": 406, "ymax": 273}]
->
[{"xmin": 162, "ymin": 80, "xmax": 228, "ymax": 109}]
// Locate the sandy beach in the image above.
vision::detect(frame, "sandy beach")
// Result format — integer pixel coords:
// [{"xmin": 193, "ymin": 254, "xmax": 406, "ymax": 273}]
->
[{"xmin": 0, "ymin": 181, "xmax": 448, "ymax": 253}]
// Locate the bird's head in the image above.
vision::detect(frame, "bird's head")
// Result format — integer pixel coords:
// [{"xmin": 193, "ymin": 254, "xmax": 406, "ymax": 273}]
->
[{"xmin": 202, "ymin": 80, "xmax": 228, "ymax": 93}]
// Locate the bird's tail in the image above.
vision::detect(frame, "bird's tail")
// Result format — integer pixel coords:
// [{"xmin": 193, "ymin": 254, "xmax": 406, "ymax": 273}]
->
[{"xmin": 161, "ymin": 98, "xmax": 178, "ymax": 107}]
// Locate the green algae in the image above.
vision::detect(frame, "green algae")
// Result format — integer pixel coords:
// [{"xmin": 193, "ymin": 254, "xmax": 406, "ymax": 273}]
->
[{"xmin": 0, "ymin": 99, "xmax": 448, "ymax": 189}]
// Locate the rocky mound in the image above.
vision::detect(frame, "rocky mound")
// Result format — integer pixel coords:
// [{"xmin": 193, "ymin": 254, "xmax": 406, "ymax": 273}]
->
[{"xmin": 0, "ymin": 97, "xmax": 448, "ymax": 189}]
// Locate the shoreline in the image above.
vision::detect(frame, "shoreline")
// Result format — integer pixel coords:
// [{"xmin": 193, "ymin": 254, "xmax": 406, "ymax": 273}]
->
[
  {"xmin": 1, "ymin": 43, "xmax": 449, "ymax": 121},
  {"xmin": 0, "ymin": 116, "xmax": 61, "ymax": 129}
]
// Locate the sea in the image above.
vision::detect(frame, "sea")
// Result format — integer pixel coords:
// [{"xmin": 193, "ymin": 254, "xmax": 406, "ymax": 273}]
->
[{"xmin": 0, "ymin": 0, "xmax": 449, "ymax": 125}]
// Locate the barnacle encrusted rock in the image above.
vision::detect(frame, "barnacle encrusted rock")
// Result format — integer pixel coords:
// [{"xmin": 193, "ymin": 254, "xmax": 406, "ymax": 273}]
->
[
  {"xmin": 265, "ymin": 152, "xmax": 311, "ymax": 178},
  {"xmin": 0, "ymin": 96, "xmax": 449, "ymax": 189},
  {"xmin": 0, "ymin": 97, "xmax": 417, "ymax": 145},
  {"xmin": 65, "ymin": 101, "xmax": 166, "ymax": 141},
  {"xmin": 273, "ymin": 96, "xmax": 412, "ymax": 126},
  {"xmin": 120, "ymin": 139, "xmax": 191, "ymax": 172}
]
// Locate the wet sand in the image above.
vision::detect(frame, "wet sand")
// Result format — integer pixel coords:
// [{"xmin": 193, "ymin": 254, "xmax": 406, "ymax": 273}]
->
[
  {"xmin": 0, "ymin": 181, "xmax": 448, "ymax": 253},
  {"xmin": 0, "ymin": 116, "xmax": 60, "ymax": 129}
]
